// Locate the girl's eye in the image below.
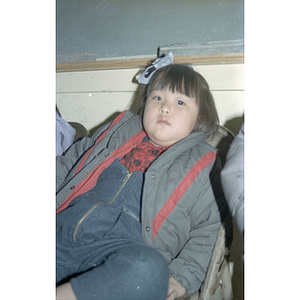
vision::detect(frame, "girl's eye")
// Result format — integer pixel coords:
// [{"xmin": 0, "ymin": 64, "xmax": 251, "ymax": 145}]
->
[
  {"xmin": 153, "ymin": 96, "xmax": 162, "ymax": 101},
  {"xmin": 176, "ymin": 100, "xmax": 185, "ymax": 106}
]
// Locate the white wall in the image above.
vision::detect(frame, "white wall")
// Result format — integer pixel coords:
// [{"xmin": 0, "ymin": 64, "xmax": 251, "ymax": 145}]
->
[{"xmin": 56, "ymin": 63, "xmax": 244, "ymax": 135}]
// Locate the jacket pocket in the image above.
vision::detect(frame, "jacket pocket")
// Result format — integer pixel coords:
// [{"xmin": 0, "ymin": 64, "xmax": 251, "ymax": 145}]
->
[
  {"xmin": 102, "ymin": 207, "xmax": 142, "ymax": 241},
  {"xmin": 122, "ymin": 205, "xmax": 140, "ymax": 222}
]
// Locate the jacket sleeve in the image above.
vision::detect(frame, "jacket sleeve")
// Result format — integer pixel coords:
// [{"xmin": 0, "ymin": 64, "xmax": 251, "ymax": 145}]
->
[
  {"xmin": 56, "ymin": 121, "xmax": 112, "ymax": 192},
  {"xmin": 168, "ymin": 155, "xmax": 230, "ymax": 294},
  {"xmin": 167, "ymin": 178, "xmax": 222, "ymax": 294}
]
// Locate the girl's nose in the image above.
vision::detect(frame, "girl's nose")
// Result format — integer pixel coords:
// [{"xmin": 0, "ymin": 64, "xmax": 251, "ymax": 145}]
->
[{"xmin": 160, "ymin": 103, "xmax": 170, "ymax": 114}]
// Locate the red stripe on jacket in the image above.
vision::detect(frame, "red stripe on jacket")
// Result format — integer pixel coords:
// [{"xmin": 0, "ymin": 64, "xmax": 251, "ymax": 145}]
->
[
  {"xmin": 152, "ymin": 151, "xmax": 217, "ymax": 242},
  {"xmin": 56, "ymin": 131, "xmax": 146, "ymax": 214},
  {"xmin": 74, "ymin": 111, "xmax": 127, "ymax": 176}
]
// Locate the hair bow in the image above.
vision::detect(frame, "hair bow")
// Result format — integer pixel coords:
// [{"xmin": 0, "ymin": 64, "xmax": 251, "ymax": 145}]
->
[{"xmin": 138, "ymin": 52, "xmax": 174, "ymax": 84}]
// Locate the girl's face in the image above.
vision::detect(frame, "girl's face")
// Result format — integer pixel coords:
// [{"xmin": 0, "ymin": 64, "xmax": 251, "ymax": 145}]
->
[{"xmin": 143, "ymin": 88, "xmax": 199, "ymax": 147}]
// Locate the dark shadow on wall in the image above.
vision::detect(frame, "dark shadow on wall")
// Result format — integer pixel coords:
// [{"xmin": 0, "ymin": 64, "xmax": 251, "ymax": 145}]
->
[{"xmin": 223, "ymin": 115, "xmax": 244, "ymax": 136}]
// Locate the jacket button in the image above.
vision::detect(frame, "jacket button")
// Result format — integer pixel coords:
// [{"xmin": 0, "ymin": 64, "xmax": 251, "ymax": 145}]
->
[
  {"xmin": 145, "ymin": 227, "xmax": 150, "ymax": 232},
  {"xmin": 151, "ymin": 175, "xmax": 155, "ymax": 179},
  {"xmin": 70, "ymin": 185, "xmax": 75, "ymax": 190}
]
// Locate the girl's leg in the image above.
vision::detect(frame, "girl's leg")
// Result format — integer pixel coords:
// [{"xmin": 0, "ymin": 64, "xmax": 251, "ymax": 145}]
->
[
  {"xmin": 56, "ymin": 282, "xmax": 77, "ymax": 300},
  {"xmin": 67, "ymin": 244, "xmax": 169, "ymax": 300}
]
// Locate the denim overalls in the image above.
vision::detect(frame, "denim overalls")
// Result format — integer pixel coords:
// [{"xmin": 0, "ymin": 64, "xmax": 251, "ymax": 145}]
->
[{"xmin": 56, "ymin": 159, "xmax": 169, "ymax": 300}]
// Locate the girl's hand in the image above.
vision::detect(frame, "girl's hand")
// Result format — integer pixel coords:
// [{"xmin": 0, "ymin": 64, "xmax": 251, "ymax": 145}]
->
[{"xmin": 166, "ymin": 277, "xmax": 186, "ymax": 300}]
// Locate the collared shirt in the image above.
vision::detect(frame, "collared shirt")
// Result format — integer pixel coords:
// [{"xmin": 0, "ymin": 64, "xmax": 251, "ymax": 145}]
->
[{"xmin": 119, "ymin": 137, "xmax": 168, "ymax": 172}]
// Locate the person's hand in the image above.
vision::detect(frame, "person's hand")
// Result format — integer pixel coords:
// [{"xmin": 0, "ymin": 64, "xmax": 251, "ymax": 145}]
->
[{"xmin": 166, "ymin": 276, "xmax": 186, "ymax": 300}]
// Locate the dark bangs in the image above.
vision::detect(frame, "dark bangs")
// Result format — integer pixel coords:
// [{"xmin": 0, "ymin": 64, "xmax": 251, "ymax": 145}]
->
[{"xmin": 146, "ymin": 64, "xmax": 200, "ymax": 99}]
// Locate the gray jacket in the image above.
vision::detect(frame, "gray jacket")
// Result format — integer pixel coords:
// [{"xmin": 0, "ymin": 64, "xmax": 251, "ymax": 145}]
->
[{"xmin": 56, "ymin": 110, "xmax": 224, "ymax": 294}]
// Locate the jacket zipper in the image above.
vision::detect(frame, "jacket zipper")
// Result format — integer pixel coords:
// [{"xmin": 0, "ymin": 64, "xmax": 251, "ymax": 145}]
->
[{"xmin": 73, "ymin": 171, "xmax": 132, "ymax": 242}]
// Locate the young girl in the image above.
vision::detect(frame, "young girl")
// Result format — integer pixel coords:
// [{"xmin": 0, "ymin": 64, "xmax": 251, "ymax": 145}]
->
[{"xmin": 56, "ymin": 56, "xmax": 227, "ymax": 300}]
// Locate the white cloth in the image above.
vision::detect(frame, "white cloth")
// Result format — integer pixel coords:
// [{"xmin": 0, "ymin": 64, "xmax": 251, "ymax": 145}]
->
[
  {"xmin": 221, "ymin": 124, "xmax": 244, "ymax": 232},
  {"xmin": 56, "ymin": 112, "xmax": 76, "ymax": 156}
]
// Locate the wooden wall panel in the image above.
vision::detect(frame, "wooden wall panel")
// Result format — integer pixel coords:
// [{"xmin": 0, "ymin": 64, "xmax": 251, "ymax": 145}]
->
[
  {"xmin": 56, "ymin": 92, "xmax": 135, "ymax": 133},
  {"xmin": 57, "ymin": 91, "xmax": 243, "ymax": 134},
  {"xmin": 56, "ymin": 63, "xmax": 244, "ymax": 135},
  {"xmin": 56, "ymin": 64, "xmax": 244, "ymax": 93}
]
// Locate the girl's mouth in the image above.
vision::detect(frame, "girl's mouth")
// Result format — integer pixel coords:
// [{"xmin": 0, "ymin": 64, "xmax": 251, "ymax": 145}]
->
[{"xmin": 157, "ymin": 118, "xmax": 170, "ymax": 125}]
